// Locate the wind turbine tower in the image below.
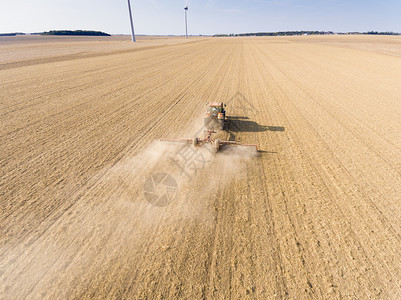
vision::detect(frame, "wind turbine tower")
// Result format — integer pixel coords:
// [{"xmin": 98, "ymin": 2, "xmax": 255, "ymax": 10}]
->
[
  {"xmin": 184, "ymin": 2, "xmax": 189, "ymax": 39},
  {"xmin": 127, "ymin": 0, "xmax": 136, "ymax": 42}
]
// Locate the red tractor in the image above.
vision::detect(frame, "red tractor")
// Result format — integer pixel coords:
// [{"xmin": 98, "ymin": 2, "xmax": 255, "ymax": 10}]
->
[
  {"xmin": 204, "ymin": 102, "xmax": 226, "ymax": 130},
  {"xmin": 160, "ymin": 103, "xmax": 259, "ymax": 152}
]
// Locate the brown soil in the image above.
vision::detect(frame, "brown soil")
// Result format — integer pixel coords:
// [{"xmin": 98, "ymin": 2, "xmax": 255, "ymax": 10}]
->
[{"xmin": 1, "ymin": 36, "xmax": 400, "ymax": 299}]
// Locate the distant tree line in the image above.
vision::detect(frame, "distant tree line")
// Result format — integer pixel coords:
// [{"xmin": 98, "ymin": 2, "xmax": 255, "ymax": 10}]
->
[
  {"xmin": 363, "ymin": 31, "xmax": 400, "ymax": 35},
  {"xmin": 239, "ymin": 31, "xmax": 332, "ymax": 36},
  {"xmin": 214, "ymin": 31, "xmax": 400, "ymax": 37},
  {"xmin": 41, "ymin": 30, "xmax": 111, "ymax": 36},
  {"xmin": 215, "ymin": 31, "xmax": 332, "ymax": 37},
  {"xmin": 0, "ymin": 32, "xmax": 26, "ymax": 36}
]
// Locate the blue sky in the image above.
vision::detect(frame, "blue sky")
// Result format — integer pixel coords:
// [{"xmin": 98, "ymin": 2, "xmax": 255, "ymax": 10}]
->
[{"xmin": 0, "ymin": 0, "xmax": 400, "ymax": 35}]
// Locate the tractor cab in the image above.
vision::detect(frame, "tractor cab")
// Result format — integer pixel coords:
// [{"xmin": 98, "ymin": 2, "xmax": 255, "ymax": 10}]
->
[
  {"xmin": 207, "ymin": 102, "xmax": 225, "ymax": 116},
  {"xmin": 205, "ymin": 102, "xmax": 226, "ymax": 129}
]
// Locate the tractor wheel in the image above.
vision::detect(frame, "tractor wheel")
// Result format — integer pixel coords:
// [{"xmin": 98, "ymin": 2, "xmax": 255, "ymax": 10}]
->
[
  {"xmin": 192, "ymin": 137, "xmax": 198, "ymax": 147},
  {"xmin": 214, "ymin": 139, "xmax": 220, "ymax": 152}
]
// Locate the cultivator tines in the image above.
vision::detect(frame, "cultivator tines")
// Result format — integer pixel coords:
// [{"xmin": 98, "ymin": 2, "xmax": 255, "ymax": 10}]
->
[{"xmin": 160, "ymin": 130, "xmax": 259, "ymax": 152}]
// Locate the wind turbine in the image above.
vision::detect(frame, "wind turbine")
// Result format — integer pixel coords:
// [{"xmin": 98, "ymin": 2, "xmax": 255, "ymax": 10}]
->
[
  {"xmin": 127, "ymin": 0, "xmax": 136, "ymax": 42},
  {"xmin": 184, "ymin": 1, "xmax": 189, "ymax": 39}
]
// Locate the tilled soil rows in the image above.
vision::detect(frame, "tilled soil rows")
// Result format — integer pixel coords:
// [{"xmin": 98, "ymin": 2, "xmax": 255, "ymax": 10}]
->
[{"xmin": 1, "ymin": 36, "xmax": 400, "ymax": 299}]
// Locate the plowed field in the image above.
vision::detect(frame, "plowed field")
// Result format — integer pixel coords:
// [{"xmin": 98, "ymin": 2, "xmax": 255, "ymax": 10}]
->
[{"xmin": 1, "ymin": 35, "xmax": 401, "ymax": 299}]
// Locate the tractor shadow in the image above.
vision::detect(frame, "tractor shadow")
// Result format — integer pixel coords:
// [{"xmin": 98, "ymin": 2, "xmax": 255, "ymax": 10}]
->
[
  {"xmin": 226, "ymin": 116, "xmax": 285, "ymax": 133},
  {"xmin": 225, "ymin": 116, "xmax": 284, "ymax": 155}
]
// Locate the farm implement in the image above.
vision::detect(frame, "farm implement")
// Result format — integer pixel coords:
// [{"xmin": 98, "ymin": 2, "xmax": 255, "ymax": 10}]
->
[
  {"xmin": 160, "ymin": 130, "xmax": 259, "ymax": 153},
  {"xmin": 160, "ymin": 103, "xmax": 259, "ymax": 152}
]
